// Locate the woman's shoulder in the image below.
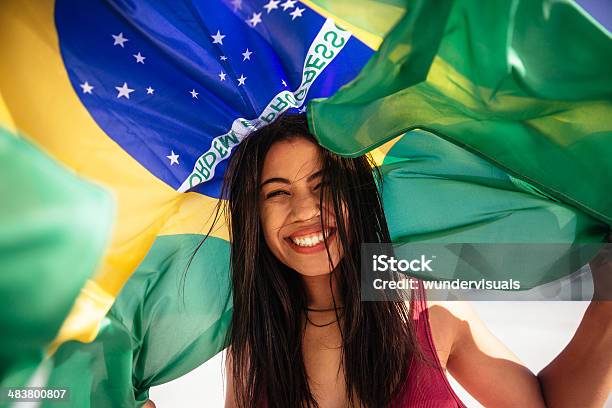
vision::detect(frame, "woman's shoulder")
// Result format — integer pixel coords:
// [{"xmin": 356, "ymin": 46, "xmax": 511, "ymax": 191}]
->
[
  {"xmin": 426, "ymin": 299, "xmax": 479, "ymax": 331},
  {"xmin": 421, "ymin": 299, "xmax": 479, "ymax": 369}
]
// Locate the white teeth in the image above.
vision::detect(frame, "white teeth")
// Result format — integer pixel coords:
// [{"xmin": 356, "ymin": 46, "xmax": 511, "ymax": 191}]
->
[{"xmin": 290, "ymin": 231, "xmax": 329, "ymax": 247}]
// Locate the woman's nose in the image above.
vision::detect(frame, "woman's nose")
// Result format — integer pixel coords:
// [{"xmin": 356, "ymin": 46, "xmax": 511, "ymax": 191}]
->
[{"xmin": 291, "ymin": 192, "xmax": 321, "ymax": 222}]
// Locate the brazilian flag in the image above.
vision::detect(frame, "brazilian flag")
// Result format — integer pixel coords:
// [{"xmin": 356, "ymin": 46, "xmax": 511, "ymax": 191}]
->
[{"xmin": 0, "ymin": 0, "xmax": 610, "ymax": 406}]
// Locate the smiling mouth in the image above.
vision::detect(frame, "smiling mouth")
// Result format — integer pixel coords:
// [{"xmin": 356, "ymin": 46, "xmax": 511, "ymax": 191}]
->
[{"xmin": 285, "ymin": 227, "xmax": 336, "ymax": 253}]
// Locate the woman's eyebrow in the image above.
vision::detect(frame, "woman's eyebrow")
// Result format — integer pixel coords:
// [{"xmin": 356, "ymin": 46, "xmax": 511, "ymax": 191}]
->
[
  {"xmin": 260, "ymin": 177, "xmax": 290, "ymax": 189},
  {"xmin": 306, "ymin": 170, "xmax": 323, "ymax": 182},
  {"xmin": 260, "ymin": 170, "xmax": 323, "ymax": 190}
]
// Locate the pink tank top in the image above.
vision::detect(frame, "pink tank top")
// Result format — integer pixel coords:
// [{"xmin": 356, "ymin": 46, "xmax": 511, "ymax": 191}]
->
[
  {"xmin": 262, "ymin": 282, "xmax": 466, "ymax": 407},
  {"xmin": 390, "ymin": 282, "xmax": 466, "ymax": 407}
]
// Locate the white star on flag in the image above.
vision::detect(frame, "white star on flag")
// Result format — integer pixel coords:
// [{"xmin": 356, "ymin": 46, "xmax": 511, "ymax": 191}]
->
[
  {"xmin": 281, "ymin": 0, "xmax": 296, "ymax": 11},
  {"xmin": 166, "ymin": 150, "xmax": 180, "ymax": 165},
  {"xmin": 298, "ymin": 105, "xmax": 307, "ymax": 114},
  {"xmin": 281, "ymin": 79, "xmax": 287, "ymax": 87},
  {"xmin": 219, "ymin": 71, "xmax": 227, "ymax": 81},
  {"xmin": 237, "ymin": 74, "xmax": 247, "ymax": 86},
  {"xmin": 146, "ymin": 86, "xmax": 155, "ymax": 94},
  {"xmin": 115, "ymin": 82, "xmax": 134, "ymax": 99},
  {"xmin": 80, "ymin": 81, "xmax": 94, "ymax": 94},
  {"xmin": 242, "ymin": 48, "xmax": 253, "ymax": 61},
  {"xmin": 112, "ymin": 32, "xmax": 129, "ymax": 47},
  {"xmin": 133, "ymin": 52, "xmax": 146, "ymax": 64},
  {"xmin": 290, "ymin": 6, "xmax": 305, "ymax": 20},
  {"xmin": 220, "ymin": 55, "xmax": 228, "ymax": 61},
  {"xmin": 247, "ymin": 12, "xmax": 262, "ymax": 27},
  {"xmin": 211, "ymin": 30, "xmax": 226, "ymax": 45},
  {"xmin": 190, "ymin": 89, "xmax": 199, "ymax": 98},
  {"xmin": 264, "ymin": 0, "xmax": 280, "ymax": 13},
  {"xmin": 231, "ymin": 0, "xmax": 243, "ymax": 11}
]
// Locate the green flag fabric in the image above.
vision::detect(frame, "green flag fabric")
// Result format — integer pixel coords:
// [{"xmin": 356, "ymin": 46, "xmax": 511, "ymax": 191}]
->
[
  {"xmin": 309, "ymin": 0, "xmax": 612, "ymax": 226},
  {"xmin": 0, "ymin": 126, "xmax": 114, "ymax": 393},
  {"xmin": 380, "ymin": 130, "xmax": 605, "ymax": 287},
  {"xmin": 41, "ymin": 234, "xmax": 232, "ymax": 407}
]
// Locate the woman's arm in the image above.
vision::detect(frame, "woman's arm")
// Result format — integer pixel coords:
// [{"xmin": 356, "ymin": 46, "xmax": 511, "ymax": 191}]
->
[
  {"xmin": 434, "ymin": 243, "xmax": 612, "ymax": 408},
  {"xmin": 537, "ymin": 301, "xmax": 612, "ymax": 407},
  {"xmin": 537, "ymin": 243, "xmax": 612, "ymax": 407},
  {"xmin": 431, "ymin": 301, "xmax": 547, "ymax": 407}
]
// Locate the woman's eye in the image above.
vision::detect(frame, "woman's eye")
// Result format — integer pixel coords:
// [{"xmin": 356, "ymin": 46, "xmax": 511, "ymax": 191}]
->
[
  {"xmin": 313, "ymin": 182, "xmax": 322, "ymax": 191},
  {"xmin": 265, "ymin": 190, "xmax": 289, "ymax": 199}
]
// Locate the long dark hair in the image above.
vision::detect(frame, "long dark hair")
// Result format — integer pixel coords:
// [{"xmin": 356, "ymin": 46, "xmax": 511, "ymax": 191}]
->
[{"xmin": 194, "ymin": 114, "xmax": 420, "ymax": 407}]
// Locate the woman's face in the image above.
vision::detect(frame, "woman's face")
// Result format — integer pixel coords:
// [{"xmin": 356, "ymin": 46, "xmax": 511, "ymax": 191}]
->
[{"xmin": 259, "ymin": 137, "xmax": 345, "ymax": 276}]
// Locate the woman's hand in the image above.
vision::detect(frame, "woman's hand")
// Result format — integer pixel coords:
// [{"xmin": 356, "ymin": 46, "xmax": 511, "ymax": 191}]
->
[{"xmin": 143, "ymin": 400, "xmax": 156, "ymax": 408}]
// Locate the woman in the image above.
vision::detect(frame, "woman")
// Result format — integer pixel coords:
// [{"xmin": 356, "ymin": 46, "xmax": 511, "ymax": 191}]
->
[{"xmin": 193, "ymin": 114, "xmax": 612, "ymax": 407}]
